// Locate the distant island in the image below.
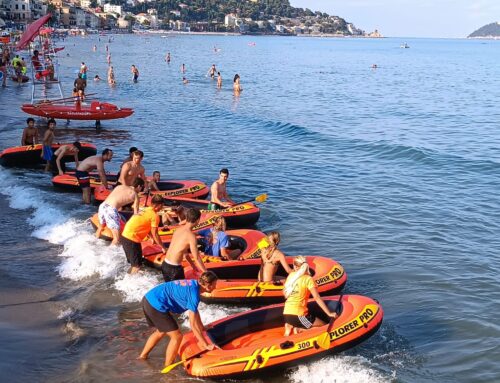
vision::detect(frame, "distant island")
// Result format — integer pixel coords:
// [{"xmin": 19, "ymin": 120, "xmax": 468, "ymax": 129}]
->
[{"xmin": 468, "ymin": 22, "xmax": 500, "ymax": 39}]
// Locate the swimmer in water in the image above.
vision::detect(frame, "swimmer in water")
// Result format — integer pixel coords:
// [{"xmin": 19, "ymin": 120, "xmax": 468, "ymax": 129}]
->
[
  {"xmin": 180, "ymin": 63, "xmax": 186, "ymax": 73},
  {"xmin": 207, "ymin": 64, "xmax": 216, "ymax": 79},
  {"xmin": 233, "ymin": 74, "xmax": 242, "ymax": 95},
  {"xmin": 165, "ymin": 52, "xmax": 171, "ymax": 63},
  {"xmin": 94, "ymin": 74, "xmax": 101, "ymax": 81},
  {"xmin": 182, "ymin": 77, "xmax": 189, "ymax": 84},
  {"xmin": 217, "ymin": 72, "xmax": 222, "ymax": 89},
  {"xmin": 131, "ymin": 65, "xmax": 139, "ymax": 83}
]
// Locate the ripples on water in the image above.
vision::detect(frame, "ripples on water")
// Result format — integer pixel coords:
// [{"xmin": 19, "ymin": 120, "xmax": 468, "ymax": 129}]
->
[{"xmin": 0, "ymin": 35, "xmax": 499, "ymax": 383}]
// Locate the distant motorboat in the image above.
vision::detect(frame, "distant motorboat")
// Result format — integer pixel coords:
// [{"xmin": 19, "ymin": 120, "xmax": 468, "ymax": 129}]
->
[{"xmin": 400, "ymin": 42, "xmax": 410, "ymax": 48}]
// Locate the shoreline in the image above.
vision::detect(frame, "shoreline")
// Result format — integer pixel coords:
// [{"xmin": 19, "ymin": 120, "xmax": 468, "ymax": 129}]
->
[{"xmin": 134, "ymin": 30, "xmax": 384, "ymax": 38}]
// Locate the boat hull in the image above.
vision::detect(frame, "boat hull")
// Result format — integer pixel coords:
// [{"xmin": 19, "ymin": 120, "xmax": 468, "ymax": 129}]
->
[
  {"xmin": 179, "ymin": 295, "xmax": 383, "ymax": 378},
  {"xmin": 21, "ymin": 103, "xmax": 134, "ymax": 121},
  {"xmin": 0, "ymin": 142, "xmax": 96, "ymax": 168}
]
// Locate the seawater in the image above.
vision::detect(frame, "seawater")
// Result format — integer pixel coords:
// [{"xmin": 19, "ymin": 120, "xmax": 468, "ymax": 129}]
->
[{"xmin": 0, "ymin": 35, "xmax": 499, "ymax": 383}]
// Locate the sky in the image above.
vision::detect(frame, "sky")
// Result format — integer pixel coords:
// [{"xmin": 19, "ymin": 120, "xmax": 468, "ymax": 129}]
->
[{"xmin": 290, "ymin": 0, "xmax": 500, "ymax": 38}]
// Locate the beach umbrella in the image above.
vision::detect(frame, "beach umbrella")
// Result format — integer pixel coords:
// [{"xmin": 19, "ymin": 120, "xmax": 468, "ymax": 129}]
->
[{"xmin": 16, "ymin": 14, "xmax": 52, "ymax": 50}]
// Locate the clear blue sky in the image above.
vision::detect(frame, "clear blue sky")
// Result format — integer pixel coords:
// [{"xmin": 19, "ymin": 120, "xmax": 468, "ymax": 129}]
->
[{"xmin": 290, "ymin": 0, "xmax": 499, "ymax": 38}]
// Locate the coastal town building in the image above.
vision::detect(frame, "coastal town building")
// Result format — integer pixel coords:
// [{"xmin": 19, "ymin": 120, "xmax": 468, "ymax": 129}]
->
[{"xmin": 103, "ymin": 3, "xmax": 121, "ymax": 16}]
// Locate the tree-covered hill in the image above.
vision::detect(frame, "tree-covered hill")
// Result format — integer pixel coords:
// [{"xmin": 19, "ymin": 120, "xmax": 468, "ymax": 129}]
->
[{"xmin": 468, "ymin": 22, "xmax": 500, "ymax": 38}]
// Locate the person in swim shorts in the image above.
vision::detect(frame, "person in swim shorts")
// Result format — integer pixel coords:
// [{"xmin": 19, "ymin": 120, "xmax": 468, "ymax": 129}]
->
[
  {"xmin": 41, "ymin": 119, "xmax": 56, "ymax": 172},
  {"xmin": 139, "ymin": 272, "xmax": 218, "ymax": 368},
  {"xmin": 96, "ymin": 178, "xmax": 145, "ymax": 245},
  {"xmin": 283, "ymin": 256, "xmax": 337, "ymax": 336},
  {"xmin": 21, "ymin": 118, "xmax": 39, "ymax": 146},
  {"xmin": 76, "ymin": 148, "xmax": 113, "ymax": 204}
]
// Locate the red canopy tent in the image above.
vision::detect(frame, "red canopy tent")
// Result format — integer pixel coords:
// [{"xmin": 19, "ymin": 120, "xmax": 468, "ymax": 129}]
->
[{"xmin": 15, "ymin": 14, "xmax": 52, "ymax": 50}]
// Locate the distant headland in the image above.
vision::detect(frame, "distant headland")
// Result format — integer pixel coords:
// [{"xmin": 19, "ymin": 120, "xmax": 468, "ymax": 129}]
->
[{"xmin": 468, "ymin": 22, "xmax": 500, "ymax": 39}]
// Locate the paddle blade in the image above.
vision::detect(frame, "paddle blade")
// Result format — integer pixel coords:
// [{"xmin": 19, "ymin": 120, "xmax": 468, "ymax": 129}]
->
[
  {"xmin": 161, "ymin": 360, "xmax": 183, "ymax": 374},
  {"xmin": 317, "ymin": 331, "xmax": 331, "ymax": 349},
  {"xmin": 255, "ymin": 193, "xmax": 267, "ymax": 203}
]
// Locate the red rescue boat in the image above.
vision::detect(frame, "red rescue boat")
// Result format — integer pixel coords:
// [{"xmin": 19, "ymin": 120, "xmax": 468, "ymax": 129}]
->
[
  {"xmin": 21, "ymin": 101, "xmax": 134, "ymax": 121},
  {"xmin": 178, "ymin": 295, "xmax": 383, "ymax": 378}
]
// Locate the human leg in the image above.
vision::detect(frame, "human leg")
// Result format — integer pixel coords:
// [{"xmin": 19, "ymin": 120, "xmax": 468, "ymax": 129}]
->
[
  {"xmin": 164, "ymin": 330, "xmax": 183, "ymax": 366},
  {"xmin": 139, "ymin": 329, "xmax": 165, "ymax": 359}
]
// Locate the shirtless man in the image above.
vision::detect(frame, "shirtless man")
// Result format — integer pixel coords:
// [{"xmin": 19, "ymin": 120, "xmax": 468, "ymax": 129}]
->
[
  {"xmin": 208, "ymin": 168, "xmax": 235, "ymax": 210},
  {"xmin": 161, "ymin": 208, "xmax": 207, "ymax": 282},
  {"xmin": 96, "ymin": 178, "xmax": 145, "ymax": 245},
  {"xmin": 118, "ymin": 150, "xmax": 146, "ymax": 186},
  {"xmin": 52, "ymin": 141, "xmax": 82, "ymax": 175},
  {"xmin": 147, "ymin": 171, "xmax": 161, "ymax": 192},
  {"xmin": 76, "ymin": 148, "xmax": 113, "ymax": 204},
  {"xmin": 117, "ymin": 146, "xmax": 137, "ymax": 181},
  {"xmin": 21, "ymin": 118, "xmax": 39, "ymax": 146},
  {"xmin": 41, "ymin": 119, "xmax": 56, "ymax": 172},
  {"xmin": 207, "ymin": 64, "xmax": 216, "ymax": 79}
]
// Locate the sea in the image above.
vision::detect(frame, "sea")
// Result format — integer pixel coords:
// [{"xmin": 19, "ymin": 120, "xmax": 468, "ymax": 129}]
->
[{"xmin": 0, "ymin": 34, "xmax": 499, "ymax": 383}]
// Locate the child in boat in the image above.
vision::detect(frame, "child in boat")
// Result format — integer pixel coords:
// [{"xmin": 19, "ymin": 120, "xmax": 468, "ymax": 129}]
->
[
  {"xmin": 200, "ymin": 216, "xmax": 241, "ymax": 260},
  {"xmin": 257, "ymin": 231, "xmax": 292, "ymax": 282},
  {"xmin": 283, "ymin": 256, "xmax": 337, "ymax": 336}
]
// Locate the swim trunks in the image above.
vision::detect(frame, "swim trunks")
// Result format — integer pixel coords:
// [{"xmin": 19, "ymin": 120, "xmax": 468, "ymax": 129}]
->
[
  {"xmin": 142, "ymin": 297, "xmax": 178, "ymax": 332},
  {"xmin": 284, "ymin": 313, "xmax": 316, "ymax": 329},
  {"xmin": 75, "ymin": 170, "xmax": 90, "ymax": 188},
  {"xmin": 121, "ymin": 235, "xmax": 143, "ymax": 267},
  {"xmin": 42, "ymin": 145, "xmax": 53, "ymax": 161},
  {"xmin": 161, "ymin": 261, "xmax": 185, "ymax": 282},
  {"xmin": 98, "ymin": 202, "xmax": 121, "ymax": 231}
]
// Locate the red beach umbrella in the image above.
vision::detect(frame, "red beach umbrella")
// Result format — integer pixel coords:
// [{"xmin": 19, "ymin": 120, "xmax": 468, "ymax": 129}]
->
[{"xmin": 15, "ymin": 14, "xmax": 52, "ymax": 50}]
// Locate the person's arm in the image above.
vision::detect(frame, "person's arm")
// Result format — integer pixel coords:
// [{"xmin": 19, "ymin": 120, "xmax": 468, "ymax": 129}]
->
[
  {"xmin": 73, "ymin": 151, "xmax": 79, "ymax": 169},
  {"xmin": 132, "ymin": 192, "xmax": 139, "ymax": 214},
  {"xmin": 278, "ymin": 250, "xmax": 293, "ymax": 274},
  {"xmin": 21, "ymin": 128, "xmax": 27, "ymax": 146},
  {"xmin": 96, "ymin": 161, "xmax": 108, "ymax": 188},
  {"xmin": 150, "ymin": 180, "xmax": 160, "ymax": 191},
  {"xmin": 139, "ymin": 167, "xmax": 146, "ymax": 180},
  {"xmin": 189, "ymin": 235, "xmax": 207, "ymax": 273},
  {"xmin": 150, "ymin": 227, "xmax": 166, "ymax": 254},
  {"xmin": 310, "ymin": 286, "xmax": 337, "ymax": 318},
  {"xmin": 220, "ymin": 187, "xmax": 235, "ymax": 205},
  {"xmin": 56, "ymin": 148, "xmax": 66, "ymax": 175},
  {"xmin": 188, "ymin": 311, "xmax": 214, "ymax": 350}
]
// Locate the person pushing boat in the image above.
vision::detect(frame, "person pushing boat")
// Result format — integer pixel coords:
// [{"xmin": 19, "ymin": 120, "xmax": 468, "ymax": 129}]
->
[
  {"xmin": 139, "ymin": 272, "xmax": 218, "ymax": 367},
  {"xmin": 118, "ymin": 150, "xmax": 146, "ymax": 186},
  {"xmin": 161, "ymin": 208, "xmax": 207, "ymax": 282},
  {"xmin": 283, "ymin": 256, "xmax": 338, "ymax": 336},
  {"xmin": 121, "ymin": 194, "xmax": 166, "ymax": 273},
  {"xmin": 76, "ymin": 148, "xmax": 113, "ymax": 204},
  {"xmin": 21, "ymin": 118, "xmax": 39, "ymax": 146},
  {"xmin": 95, "ymin": 178, "xmax": 145, "ymax": 245},
  {"xmin": 208, "ymin": 168, "xmax": 235, "ymax": 210},
  {"xmin": 52, "ymin": 141, "xmax": 82, "ymax": 176}
]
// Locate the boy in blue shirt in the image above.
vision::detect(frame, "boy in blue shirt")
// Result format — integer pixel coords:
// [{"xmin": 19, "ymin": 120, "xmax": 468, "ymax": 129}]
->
[{"xmin": 139, "ymin": 271, "xmax": 218, "ymax": 367}]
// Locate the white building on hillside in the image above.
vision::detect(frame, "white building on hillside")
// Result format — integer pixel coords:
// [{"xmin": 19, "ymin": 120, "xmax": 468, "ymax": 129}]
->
[
  {"xmin": 103, "ymin": 3, "xmax": 121, "ymax": 16},
  {"xmin": 224, "ymin": 13, "xmax": 236, "ymax": 27}
]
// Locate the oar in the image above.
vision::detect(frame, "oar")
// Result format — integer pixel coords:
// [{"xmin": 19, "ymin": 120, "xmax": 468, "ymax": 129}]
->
[
  {"xmin": 161, "ymin": 348, "xmax": 208, "ymax": 374},
  {"xmin": 317, "ymin": 294, "xmax": 343, "ymax": 349},
  {"xmin": 36, "ymin": 93, "xmax": 98, "ymax": 104},
  {"xmin": 236, "ymin": 193, "xmax": 267, "ymax": 205}
]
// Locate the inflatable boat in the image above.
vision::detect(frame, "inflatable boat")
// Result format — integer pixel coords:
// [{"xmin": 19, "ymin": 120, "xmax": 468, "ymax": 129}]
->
[
  {"xmin": 21, "ymin": 101, "xmax": 134, "ymax": 121},
  {"xmin": 90, "ymin": 201, "xmax": 258, "ymax": 240},
  {"xmin": 177, "ymin": 295, "xmax": 383, "ymax": 378},
  {"xmin": 185, "ymin": 256, "xmax": 346, "ymax": 304},
  {"xmin": 141, "ymin": 229, "xmax": 266, "ymax": 269},
  {"xmin": 0, "ymin": 142, "xmax": 96, "ymax": 168},
  {"xmin": 52, "ymin": 172, "xmax": 119, "ymax": 191},
  {"xmin": 94, "ymin": 181, "xmax": 209, "ymax": 202}
]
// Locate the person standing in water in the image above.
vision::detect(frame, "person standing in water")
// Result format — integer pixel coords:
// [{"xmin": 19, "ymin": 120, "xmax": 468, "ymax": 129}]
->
[
  {"xmin": 41, "ymin": 119, "xmax": 56, "ymax": 172},
  {"xmin": 180, "ymin": 63, "xmax": 186, "ymax": 73},
  {"xmin": 207, "ymin": 64, "xmax": 216, "ymax": 79},
  {"xmin": 108, "ymin": 66, "xmax": 115, "ymax": 85},
  {"xmin": 76, "ymin": 149, "xmax": 113, "ymax": 204},
  {"xmin": 138, "ymin": 272, "xmax": 218, "ymax": 367},
  {"xmin": 233, "ymin": 74, "xmax": 242, "ymax": 95},
  {"xmin": 131, "ymin": 65, "xmax": 139, "ymax": 83},
  {"xmin": 165, "ymin": 52, "xmax": 170, "ymax": 64},
  {"xmin": 217, "ymin": 72, "xmax": 222, "ymax": 89}
]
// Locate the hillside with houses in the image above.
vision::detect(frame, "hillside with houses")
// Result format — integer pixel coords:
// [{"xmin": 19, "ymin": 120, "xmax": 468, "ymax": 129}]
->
[{"xmin": 0, "ymin": 0, "xmax": 382, "ymax": 37}]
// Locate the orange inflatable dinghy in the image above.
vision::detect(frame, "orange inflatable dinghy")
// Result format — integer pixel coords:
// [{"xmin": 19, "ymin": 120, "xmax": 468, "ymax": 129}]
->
[
  {"xmin": 141, "ymin": 229, "xmax": 266, "ymax": 269},
  {"xmin": 177, "ymin": 295, "xmax": 383, "ymax": 378},
  {"xmin": 184, "ymin": 256, "xmax": 346, "ymax": 304}
]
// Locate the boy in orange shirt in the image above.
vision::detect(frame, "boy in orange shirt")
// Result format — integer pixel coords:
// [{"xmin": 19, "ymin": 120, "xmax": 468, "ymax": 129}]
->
[{"xmin": 121, "ymin": 194, "xmax": 166, "ymax": 273}]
